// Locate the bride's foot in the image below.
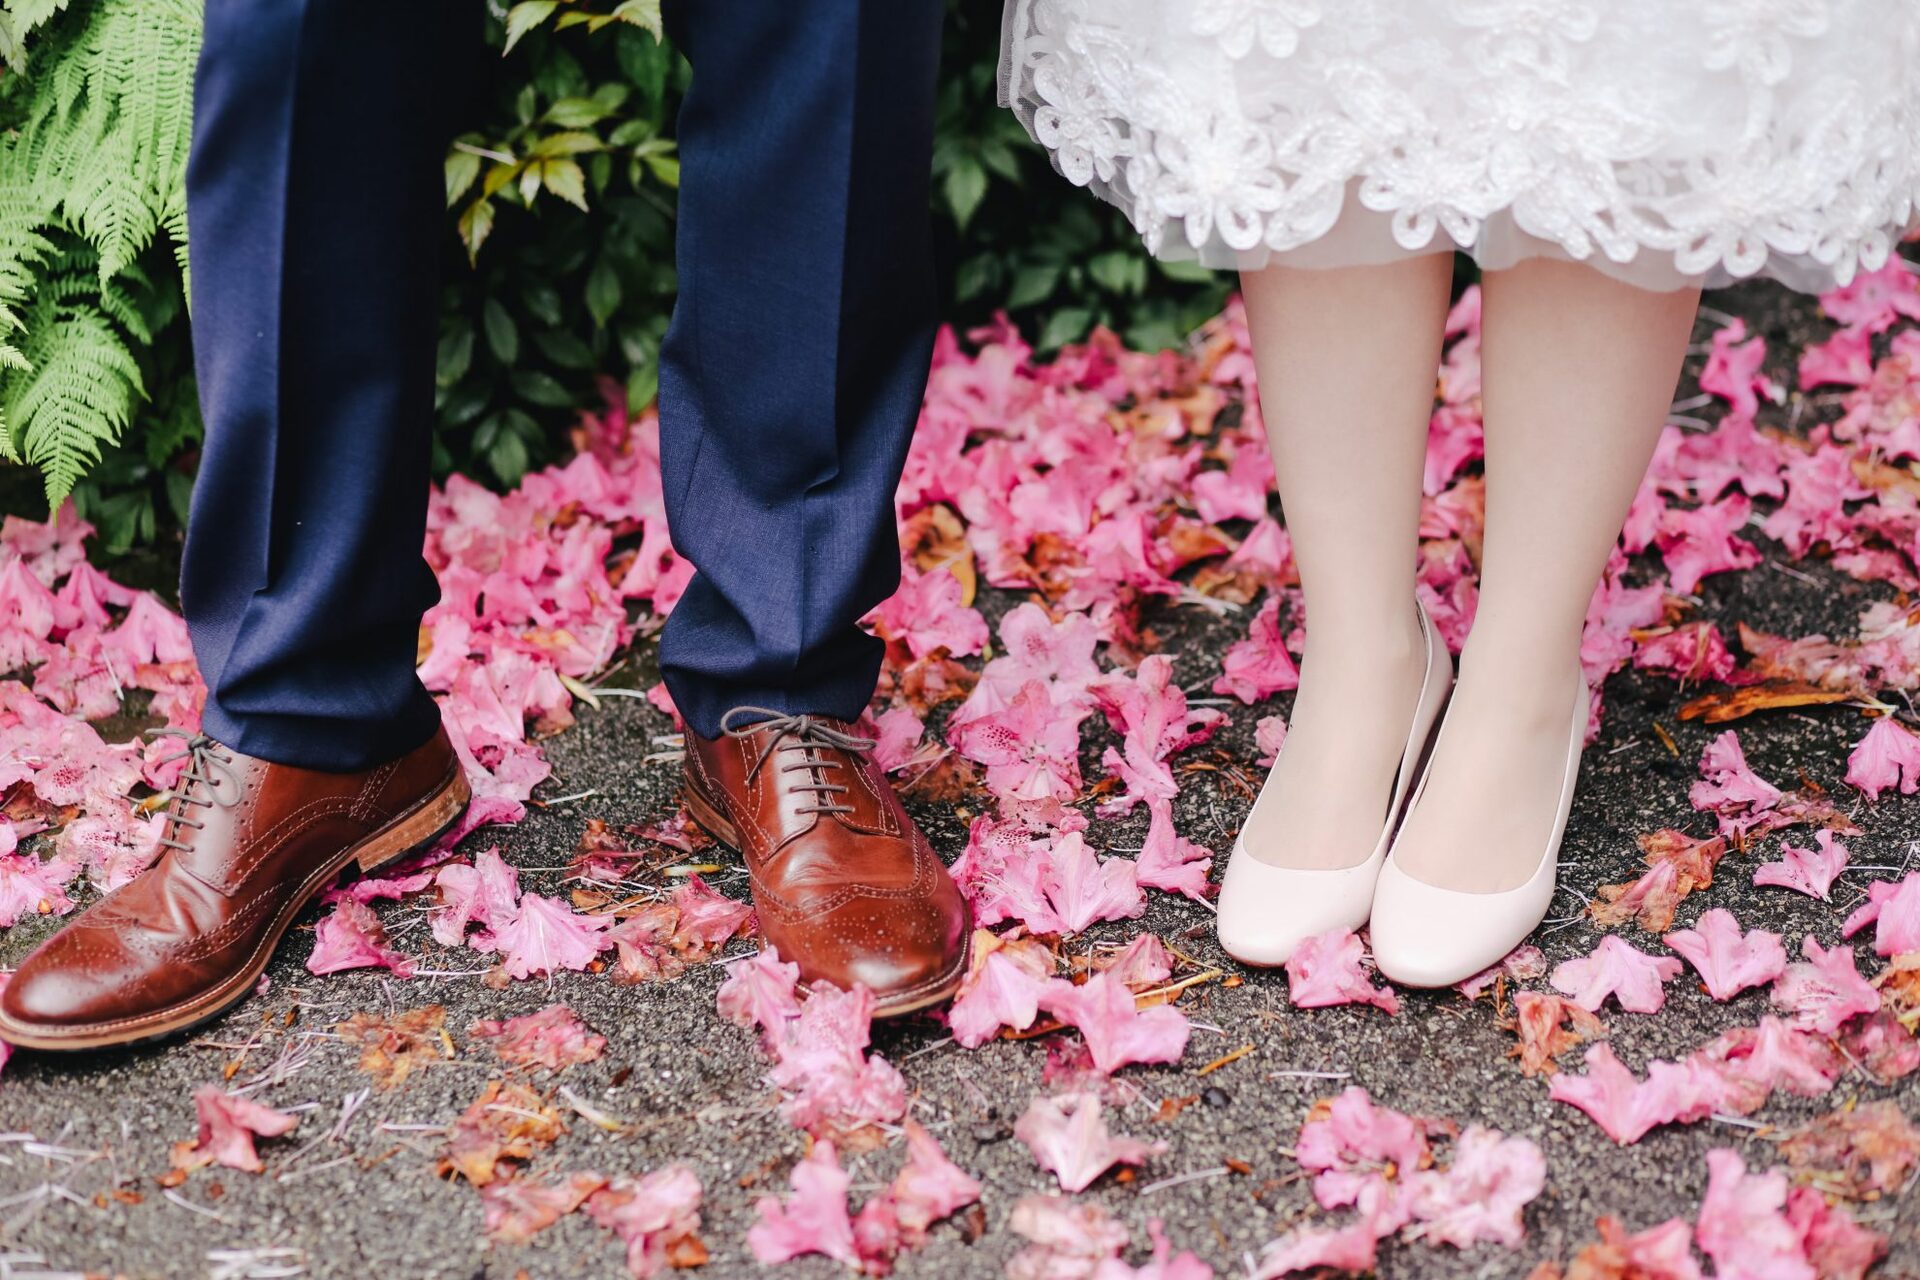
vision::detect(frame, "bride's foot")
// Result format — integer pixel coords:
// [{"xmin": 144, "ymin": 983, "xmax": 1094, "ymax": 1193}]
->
[
  {"xmin": 1368, "ymin": 660, "xmax": 1589, "ymax": 988},
  {"xmin": 1215, "ymin": 601, "xmax": 1451, "ymax": 968},
  {"xmin": 1384, "ymin": 656, "xmax": 1587, "ymax": 893},
  {"xmin": 1240, "ymin": 609, "xmax": 1429, "ymax": 870}
]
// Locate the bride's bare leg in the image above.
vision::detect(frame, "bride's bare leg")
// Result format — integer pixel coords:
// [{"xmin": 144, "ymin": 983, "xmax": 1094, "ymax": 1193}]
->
[
  {"xmin": 1389, "ymin": 258, "xmax": 1700, "ymax": 891},
  {"xmin": 1238, "ymin": 253, "xmax": 1453, "ymax": 870}
]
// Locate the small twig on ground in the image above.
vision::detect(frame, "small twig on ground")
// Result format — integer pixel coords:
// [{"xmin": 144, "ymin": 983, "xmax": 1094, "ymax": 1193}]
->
[
  {"xmin": 161, "ymin": 1188, "xmax": 235, "ymax": 1225},
  {"xmin": 1195, "ymin": 1044, "xmax": 1255, "ymax": 1076},
  {"xmin": 1137, "ymin": 1165, "xmax": 1231, "ymax": 1196}
]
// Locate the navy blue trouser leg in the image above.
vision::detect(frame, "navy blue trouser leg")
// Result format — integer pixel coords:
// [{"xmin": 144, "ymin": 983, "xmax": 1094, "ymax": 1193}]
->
[
  {"xmin": 657, "ymin": 0, "xmax": 945, "ymax": 740},
  {"xmin": 182, "ymin": 0, "xmax": 481, "ymax": 771},
  {"xmin": 184, "ymin": 0, "xmax": 940, "ymax": 764}
]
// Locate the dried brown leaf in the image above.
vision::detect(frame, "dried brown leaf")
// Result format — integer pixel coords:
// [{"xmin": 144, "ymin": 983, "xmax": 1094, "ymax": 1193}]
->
[
  {"xmin": 438, "ymin": 1080, "xmax": 565, "ymax": 1186},
  {"xmin": 336, "ymin": 1006, "xmax": 448, "ymax": 1090},
  {"xmin": 1777, "ymin": 1100, "xmax": 1920, "ymax": 1199},
  {"xmin": 1503, "ymin": 991, "xmax": 1608, "ymax": 1077},
  {"xmin": 1677, "ymin": 681, "xmax": 1854, "ymax": 723}
]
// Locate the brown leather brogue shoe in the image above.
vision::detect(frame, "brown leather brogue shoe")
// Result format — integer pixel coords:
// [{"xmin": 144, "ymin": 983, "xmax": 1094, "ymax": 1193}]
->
[
  {"xmin": 0, "ymin": 726, "xmax": 470, "ymax": 1051},
  {"xmin": 682, "ymin": 708, "xmax": 970, "ymax": 1017}
]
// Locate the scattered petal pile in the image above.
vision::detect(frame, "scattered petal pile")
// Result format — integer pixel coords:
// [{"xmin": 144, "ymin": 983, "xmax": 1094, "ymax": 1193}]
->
[{"xmin": 6, "ymin": 259, "xmax": 1920, "ymax": 1271}]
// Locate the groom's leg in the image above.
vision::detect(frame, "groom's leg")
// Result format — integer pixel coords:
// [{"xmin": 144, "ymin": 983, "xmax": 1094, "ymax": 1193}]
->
[
  {"xmin": 181, "ymin": 0, "xmax": 482, "ymax": 771},
  {"xmin": 0, "ymin": 0, "xmax": 488, "ymax": 1051},
  {"xmin": 657, "ymin": 0, "xmax": 943, "ymax": 738},
  {"xmin": 656, "ymin": 0, "xmax": 968, "ymax": 1016}
]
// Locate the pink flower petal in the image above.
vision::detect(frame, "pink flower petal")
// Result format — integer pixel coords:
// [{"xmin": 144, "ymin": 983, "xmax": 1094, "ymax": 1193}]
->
[
  {"xmin": 1094, "ymin": 932, "xmax": 1174, "ymax": 991},
  {"xmin": 1770, "ymin": 936, "xmax": 1880, "ymax": 1036},
  {"xmin": 1455, "ymin": 945, "xmax": 1548, "ymax": 1000},
  {"xmin": 1698, "ymin": 318, "xmax": 1779, "ymax": 418},
  {"xmin": 1006, "ymin": 1196, "xmax": 1134, "ymax": 1278},
  {"xmin": 1689, "ymin": 730, "xmax": 1782, "ymax": 837},
  {"xmin": 306, "ymin": 899, "xmax": 416, "ymax": 978},
  {"xmin": 1043, "ymin": 830, "xmax": 1147, "ymax": 935},
  {"xmin": 1286, "ymin": 928, "xmax": 1400, "ymax": 1015},
  {"xmin": 1695, "ymin": 1150, "xmax": 1813, "ymax": 1280},
  {"xmin": 947, "ymin": 679, "xmax": 1087, "ymax": 804},
  {"xmin": 715, "ymin": 950, "xmax": 802, "ymax": 1044},
  {"xmin": 868, "ymin": 706, "xmax": 926, "ymax": 773},
  {"xmin": 1014, "ymin": 1091, "xmax": 1163, "ymax": 1193},
  {"xmin": 765, "ymin": 984, "xmax": 908, "ymax": 1138},
  {"xmin": 1551, "ymin": 936, "xmax": 1684, "ymax": 1015},
  {"xmin": 1662, "ymin": 908, "xmax": 1788, "ymax": 1002},
  {"xmin": 865, "ymin": 565, "xmax": 988, "ymax": 662},
  {"xmin": 469, "ymin": 1004, "xmax": 606, "ymax": 1071},
  {"xmin": 0, "ymin": 850, "xmax": 77, "ymax": 928},
  {"xmin": 883, "ymin": 1121, "xmax": 981, "ymax": 1247},
  {"xmin": 1820, "ymin": 258, "xmax": 1920, "ymax": 333},
  {"xmin": 1211, "ymin": 596, "xmax": 1300, "ymax": 704},
  {"xmin": 669, "ymin": 874, "xmax": 754, "ymax": 948},
  {"xmin": 1405, "ymin": 1127, "xmax": 1546, "ymax": 1249},
  {"xmin": 947, "ymin": 931, "xmax": 1052, "ymax": 1049},
  {"xmin": 1785, "ymin": 1186, "xmax": 1887, "ymax": 1280},
  {"xmin": 1632, "ymin": 622, "xmax": 1737, "ymax": 685},
  {"xmin": 430, "ymin": 846, "xmax": 522, "ymax": 948},
  {"xmin": 1092, "ymin": 654, "xmax": 1224, "ymax": 815},
  {"xmin": 1841, "ymin": 872, "xmax": 1920, "ymax": 957},
  {"xmin": 1547, "ymin": 1043, "xmax": 1722, "ymax": 1145},
  {"xmin": 1252, "ymin": 1219, "xmax": 1381, "ymax": 1278},
  {"xmin": 748, "ymin": 1140, "xmax": 858, "ymax": 1266},
  {"xmin": 1135, "ymin": 800, "xmax": 1213, "ymax": 903},
  {"xmin": 1656, "ymin": 496, "xmax": 1761, "ymax": 595},
  {"xmin": 174, "ymin": 1085, "xmax": 300, "ymax": 1173},
  {"xmin": 1797, "ymin": 325, "xmax": 1873, "ymax": 391},
  {"xmin": 1038, "ymin": 970, "xmax": 1190, "ymax": 1075},
  {"xmin": 1752, "ymin": 831, "xmax": 1850, "ymax": 901},
  {"xmin": 488, "ymin": 894, "xmax": 610, "ymax": 981},
  {"xmin": 1845, "ymin": 716, "xmax": 1920, "ymax": 799}
]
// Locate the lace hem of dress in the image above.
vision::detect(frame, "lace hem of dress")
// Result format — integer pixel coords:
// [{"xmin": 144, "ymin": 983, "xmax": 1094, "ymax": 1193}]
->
[{"xmin": 998, "ymin": 0, "xmax": 1920, "ymax": 294}]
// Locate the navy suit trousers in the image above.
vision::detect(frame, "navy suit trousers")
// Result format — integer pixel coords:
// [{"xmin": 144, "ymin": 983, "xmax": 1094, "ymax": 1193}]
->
[{"xmin": 183, "ymin": 0, "xmax": 943, "ymax": 770}]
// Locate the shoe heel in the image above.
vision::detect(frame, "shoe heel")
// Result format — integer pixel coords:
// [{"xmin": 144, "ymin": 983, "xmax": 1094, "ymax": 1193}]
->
[
  {"xmin": 356, "ymin": 769, "xmax": 472, "ymax": 872},
  {"xmin": 682, "ymin": 785, "xmax": 741, "ymax": 851}
]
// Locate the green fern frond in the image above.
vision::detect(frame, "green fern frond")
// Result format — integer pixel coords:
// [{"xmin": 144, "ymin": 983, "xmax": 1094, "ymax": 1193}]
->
[
  {"xmin": 0, "ymin": 0, "xmax": 75, "ymax": 71},
  {"xmin": 5, "ymin": 295, "xmax": 144, "ymax": 504},
  {"xmin": 0, "ymin": 0, "xmax": 200, "ymax": 498},
  {"xmin": 161, "ymin": 194, "xmax": 190, "ymax": 299}
]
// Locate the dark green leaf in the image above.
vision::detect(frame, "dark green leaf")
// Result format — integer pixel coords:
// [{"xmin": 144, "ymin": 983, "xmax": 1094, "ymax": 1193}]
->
[
  {"xmin": 943, "ymin": 157, "xmax": 988, "ymax": 231},
  {"xmin": 437, "ymin": 326, "xmax": 474, "ymax": 386},
  {"xmin": 585, "ymin": 258, "xmax": 622, "ymax": 327},
  {"xmin": 1006, "ymin": 263, "xmax": 1059, "ymax": 310},
  {"xmin": 510, "ymin": 368, "xmax": 574, "ymax": 407},
  {"xmin": 1038, "ymin": 306, "xmax": 1092, "ymax": 351},
  {"xmin": 522, "ymin": 285, "xmax": 563, "ymax": 327},
  {"xmin": 482, "ymin": 298, "xmax": 519, "ymax": 364}
]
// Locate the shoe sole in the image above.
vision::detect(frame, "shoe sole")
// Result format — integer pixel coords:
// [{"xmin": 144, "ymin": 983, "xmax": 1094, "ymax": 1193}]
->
[
  {"xmin": 682, "ymin": 784, "xmax": 969, "ymax": 1019},
  {"xmin": 0, "ymin": 766, "xmax": 473, "ymax": 1053}
]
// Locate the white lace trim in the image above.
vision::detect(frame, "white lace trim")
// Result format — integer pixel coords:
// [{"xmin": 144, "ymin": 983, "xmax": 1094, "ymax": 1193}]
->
[{"xmin": 1000, "ymin": 0, "xmax": 1920, "ymax": 290}]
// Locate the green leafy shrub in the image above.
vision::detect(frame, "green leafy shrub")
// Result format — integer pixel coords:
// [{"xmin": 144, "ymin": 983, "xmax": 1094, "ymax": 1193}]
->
[
  {"xmin": 933, "ymin": 3, "xmax": 1229, "ymax": 353},
  {"xmin": 0, "ymin": 0, "xmax": 1228, "ymax": 541},
  {"xmin": 436, "ymin": 13, "xmax": 684, "ymax": 486}
]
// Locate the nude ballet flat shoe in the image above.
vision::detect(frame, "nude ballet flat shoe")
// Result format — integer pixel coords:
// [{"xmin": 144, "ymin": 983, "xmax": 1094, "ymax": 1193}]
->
[
  {"xmin": 1214, "ymin": 601, "xmax": 1453, "ymax": 968},
  {"xmin": 1368, "ymin": 672, "xmax": 1591, "ymax": 989}
]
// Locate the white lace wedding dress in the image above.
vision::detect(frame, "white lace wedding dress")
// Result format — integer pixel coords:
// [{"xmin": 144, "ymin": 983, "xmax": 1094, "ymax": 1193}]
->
[{"xmin": 999, "ymin": 0, "xmax": 1920, "ymax": 291}]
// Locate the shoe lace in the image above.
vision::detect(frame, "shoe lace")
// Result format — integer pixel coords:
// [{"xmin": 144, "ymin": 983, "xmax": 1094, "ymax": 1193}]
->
[
  {"xmin": 146, "ymin": 729, "xmax": 243, "ymax": 853},
  {"xmin": 720, "ymin": 707, "xmax": 876, "ymax": 818}
]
